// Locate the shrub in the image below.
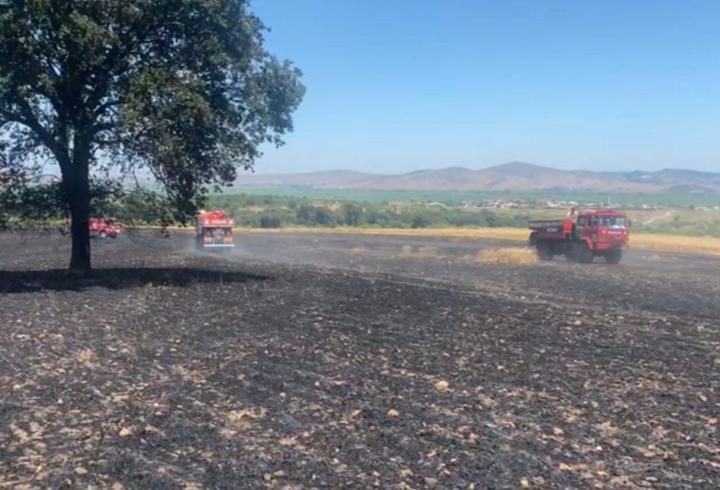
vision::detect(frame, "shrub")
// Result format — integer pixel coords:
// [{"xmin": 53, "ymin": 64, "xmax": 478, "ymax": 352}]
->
[{"xmin": 259, "ymin": 214, "xmax": 282, "ymax": 228}]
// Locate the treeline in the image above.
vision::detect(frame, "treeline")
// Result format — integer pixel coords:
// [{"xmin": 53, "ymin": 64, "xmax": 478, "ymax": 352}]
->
[
  {"xmin": 206, "ymin": 194, "xmax": 531, "ymax": 229},
  {"xmin": 0, "ymin": 184, "xmax": 176, "ymax": 229},
  {"xmin": 6, "ymin": 186, "xmax": 718, "ymax": 236},
  {"xmin": 1, "ymin": 187, "xmax": 530, "ymax": 230}
]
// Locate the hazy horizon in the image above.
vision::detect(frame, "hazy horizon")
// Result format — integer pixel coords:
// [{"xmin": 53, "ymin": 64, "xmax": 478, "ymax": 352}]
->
[
  {"xmin": 245, "ymin": 161, "xmax": 719, "ymax": 176},
  {"xmin": 252, "ymin": 0, "xmax": 720, "ymax": 174}
]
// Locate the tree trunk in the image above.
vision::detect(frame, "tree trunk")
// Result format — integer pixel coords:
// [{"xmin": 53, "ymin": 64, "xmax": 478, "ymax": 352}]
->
[
  {"xmin": 63, "ymin": 134, "xmax": 93, "ymax": 277},
  {"xmin": 68, "ymin": 194, "xmax": 91, "ymax": 277}
]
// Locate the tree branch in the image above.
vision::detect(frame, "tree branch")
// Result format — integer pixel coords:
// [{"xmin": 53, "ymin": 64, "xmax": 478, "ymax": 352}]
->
[{"xmin": 1, "ymin": 101, "xmax": 66, "ymax": 171}]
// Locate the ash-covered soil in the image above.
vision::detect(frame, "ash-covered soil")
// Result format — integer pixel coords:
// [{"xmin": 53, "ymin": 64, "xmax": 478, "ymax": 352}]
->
[{"xmin": 0, "ymin": 230, "xmax": 718, "ymax": 489}]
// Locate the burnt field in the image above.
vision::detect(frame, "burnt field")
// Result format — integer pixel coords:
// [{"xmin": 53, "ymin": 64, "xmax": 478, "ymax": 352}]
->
[{"xmin": 0, "ymin": 230, "xmax": 718, "ymax": 489}]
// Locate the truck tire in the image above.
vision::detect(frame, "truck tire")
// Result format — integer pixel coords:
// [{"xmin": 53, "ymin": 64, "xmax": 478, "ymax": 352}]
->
[
  {"xmin": 574, "ymin": 242, "xmax": 594, "ymax": 264},
  {"xmin": 536, "ymin": 242, "xmax": 554, "ymax": 261},
  {"xmin": 604, "ymin": 249, "xmax": 623, "ymax": 265}
]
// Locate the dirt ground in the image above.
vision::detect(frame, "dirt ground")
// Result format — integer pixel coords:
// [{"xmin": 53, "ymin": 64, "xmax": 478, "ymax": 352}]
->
[{"xmin": 0, "ymin": 230, "xmax": 718, "ymax": 489}]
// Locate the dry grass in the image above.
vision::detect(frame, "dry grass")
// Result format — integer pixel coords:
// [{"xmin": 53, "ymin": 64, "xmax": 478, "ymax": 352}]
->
[
  {"xmin": 397, "ymin": 245, "xmax": 443, "ymax": 259},
  {"xmin": 149, "ymin": 225, "xmax": 720, "ymax": 257},
  {"xmin": 475, "ymin": 247, "xmax": 539, "ymax": 266},
  {"xmin": 233, "ymin": 227, "xmax": 720, "ymax": 257},
  {"xmin": 160, "ymin": 224, "xmax": 528, "ymax": 242},
  {"xmin": 630, "ymin": 234, "xmax": 720, "ymax": 256},
  {"xmin": 237, "ymin": 226, "xmax": 529, "ymax": 241}
]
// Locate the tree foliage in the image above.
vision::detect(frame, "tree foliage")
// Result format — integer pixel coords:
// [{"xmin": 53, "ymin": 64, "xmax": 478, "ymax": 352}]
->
[{"xmin": 0, "ymin": 0, "xmax": 304, "ymax": 273}]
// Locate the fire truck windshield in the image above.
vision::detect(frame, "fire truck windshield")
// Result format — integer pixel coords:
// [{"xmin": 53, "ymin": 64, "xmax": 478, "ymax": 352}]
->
[{"xmin": 601, "ymin": 216, "xmax": 626, "ymax": 227}]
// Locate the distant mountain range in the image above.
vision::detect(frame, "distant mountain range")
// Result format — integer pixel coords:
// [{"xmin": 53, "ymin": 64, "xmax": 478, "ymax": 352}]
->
[{"xmin": 233, "ymin": 162, "xmax": 720, "ymax": 194}]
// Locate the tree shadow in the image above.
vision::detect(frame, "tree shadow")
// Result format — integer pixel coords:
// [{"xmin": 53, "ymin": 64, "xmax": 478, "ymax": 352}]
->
[{"xmin": 0, "ymin": 267, "xmax": 269, "ymax": 293}]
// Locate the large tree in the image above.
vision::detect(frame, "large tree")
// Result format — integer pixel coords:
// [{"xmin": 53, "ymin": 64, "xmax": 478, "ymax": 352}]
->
[{"xmin": 0, "ymin": 0, "xmax": 304, "ymax": 275}]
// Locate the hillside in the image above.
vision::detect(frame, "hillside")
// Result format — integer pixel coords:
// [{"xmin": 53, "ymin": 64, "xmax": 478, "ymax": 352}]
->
[{"xmin": 234, "ymin": 162, "xmax": 720, "ymax": 194}]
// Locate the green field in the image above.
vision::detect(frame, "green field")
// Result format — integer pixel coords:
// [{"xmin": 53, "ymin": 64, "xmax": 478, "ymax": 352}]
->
[
  {"xmin": 207, "ymin": 189, "xmax": 720, "ymax": 237},
  {"xmin": 224, "ymin": 186, "xmax": 720, "ymax": 207}
]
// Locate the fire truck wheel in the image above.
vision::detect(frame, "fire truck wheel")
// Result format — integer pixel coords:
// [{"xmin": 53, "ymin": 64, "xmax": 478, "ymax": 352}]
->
[
  {"xmin": 536, "ymin": 243, "xmax": 554, "ymax": 261},
  {"xmin": 575, "ymin": 243, "xmax": 594, "ymax": 264},
  {"xmin": 604, "ymin": 249, "xmax": 623, "ymax": 265}
]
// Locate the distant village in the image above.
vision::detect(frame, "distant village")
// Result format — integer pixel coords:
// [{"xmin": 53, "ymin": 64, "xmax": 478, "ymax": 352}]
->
[{"xmin": 466, "ymin": 198, "xmax": 720, "ymax": 211}]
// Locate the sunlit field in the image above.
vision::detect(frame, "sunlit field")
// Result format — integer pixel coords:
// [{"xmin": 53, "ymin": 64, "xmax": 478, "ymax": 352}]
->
[
  {"xmin": 630, "ymin": 233, "xmax": 720, "ymax": 256},
  {"xmin": 235, "ymin": 226, "xmax": 720, "ymax": 256},
  {"xmin": 238, "ymin": 226, "xmax": 529, "ymax": 241},
  {"xmin": 475, "ymin": 247, "xmax": 539, "ymax": 265}
]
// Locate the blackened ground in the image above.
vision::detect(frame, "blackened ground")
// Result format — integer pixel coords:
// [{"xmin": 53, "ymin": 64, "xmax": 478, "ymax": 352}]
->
[{"xmin": 0, "ymin": 230, "xmax": 718, "ymax": 489}]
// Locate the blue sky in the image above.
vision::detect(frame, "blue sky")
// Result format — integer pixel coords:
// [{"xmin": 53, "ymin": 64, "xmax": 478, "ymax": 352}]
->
[{"xmin": 252, "ymin": 0, "xmax": 720, "ymax": 174}]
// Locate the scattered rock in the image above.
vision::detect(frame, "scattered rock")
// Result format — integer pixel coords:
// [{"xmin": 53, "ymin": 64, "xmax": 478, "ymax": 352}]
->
[
  {"xmin": 435, "ymin": 380, "xmax": 450, "ymax": 392},
  {"xmin": 118, "ymin": 426, "xmax": 134, "ymax": 437}
]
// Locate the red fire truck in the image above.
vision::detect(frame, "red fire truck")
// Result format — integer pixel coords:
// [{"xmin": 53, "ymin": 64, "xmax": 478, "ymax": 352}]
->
[
  {"xmin": 195, "ymin": 210, "xmax": 235, "ymax": 251},
  {"xmin": 529, "ymin": 209, "xmax": 630, "ymax": 264},
  {"xmin": 88, "ymin": 217, "xmax": 123, "ymax": 239}
]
